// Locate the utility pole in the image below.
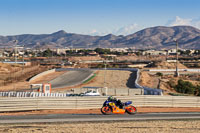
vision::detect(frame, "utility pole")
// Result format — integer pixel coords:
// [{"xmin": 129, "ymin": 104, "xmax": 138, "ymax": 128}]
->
[
  {"xmin": 174, "ymin": 39, "xmax": 179, "ymax": 77},
  {"xmin": 22, "ymin": 45, "xmax": 24, "ymax": 74},
  {"xmin": 14, "ymin": 40, "xmax": 18, "ymax": 64},
  {"xmin": 104, "ymin": 60, "xmax": 107, "ymax": 95}
]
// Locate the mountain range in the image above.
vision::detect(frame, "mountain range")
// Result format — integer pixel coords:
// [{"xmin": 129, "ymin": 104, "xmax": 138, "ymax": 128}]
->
[{"xmin": 0, "ymin": 26, "xmax": 200, "ymax": 49}]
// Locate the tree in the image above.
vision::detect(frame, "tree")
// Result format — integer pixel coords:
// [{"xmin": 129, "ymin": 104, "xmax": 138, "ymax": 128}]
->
[
  {"xmin": 156, "ymin": 72, "xmax": 163, "ymax": 77},
  {"xmin": 195, "ymin": 85, "xmax": 200, "ymax": 96},
  {"xmin": 94, "ymin": 48, "xmax": 111, "ymax": 54},
  {"xmin": 175, "ymin": 79, "xmax": 195, "ymax": 94},
  {"xmin": 42, "ymin": 48, "xmax": 52, "ymax": 57}
]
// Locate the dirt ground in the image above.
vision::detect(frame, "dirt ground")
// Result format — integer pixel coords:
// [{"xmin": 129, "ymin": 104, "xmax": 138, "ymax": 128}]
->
[
  {"xmin": 0, "ymin": 71, "xmax": 66, "ymax": 92},
  {"xmin": 86, "ymin": 70, "xmax": 132, "ymax": 88},
  {"xmin": 68, "ymin": 56, "xmax": 102, "ymax": 62},
  {"xmin": 0, "ymin": 120, "xmax": 200, "ymax": 133},
  {"xmin": 139, "ymin": 71, "xmax": 159, "ymax": 89},
  {"xmin": 139, "ymin": 71, "xmax": 175, "ymax": 93},
  {"xmin": 153, "ymin": 61, "xmax": 188, "ymax": 69}
]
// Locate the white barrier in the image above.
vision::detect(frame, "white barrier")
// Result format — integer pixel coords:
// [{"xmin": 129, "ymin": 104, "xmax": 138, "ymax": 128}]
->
[
  {"xmin": 0, "ymin": 92, "xmax": 71, "ymax": 98},
  {"xmin": 149, "ymin": 69, "xmax": 200, "ymax": 72},
  {"xmin": 0, "ymin": 96, "xmax": 199, "ymax": 112}
]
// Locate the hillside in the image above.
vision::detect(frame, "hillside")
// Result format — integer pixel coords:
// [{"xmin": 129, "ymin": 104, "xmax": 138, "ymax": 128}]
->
[{"xmin": 0, "ymin": 26, "xmax": 200, "ymax": 49}]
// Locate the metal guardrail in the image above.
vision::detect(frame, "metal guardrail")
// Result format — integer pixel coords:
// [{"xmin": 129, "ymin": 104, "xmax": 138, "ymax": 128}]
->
[
  {"xmin": 0, "ymin": 92, "xmax": 68, "ymax": 98},
  {"xmin": 149, "ymin": 69, "xmax": 200, "ymax": 72},
  {"xmin": 135, "ymin": 69, "xmax": 163, "ymax": 95},
  {"xmin": 0, "ymin": 96, "xmax": 199, "ymax": 112}
]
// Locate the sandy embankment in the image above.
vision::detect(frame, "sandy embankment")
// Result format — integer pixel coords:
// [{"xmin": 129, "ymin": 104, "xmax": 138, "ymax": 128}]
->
[{"xmin": 0, "ymin": 120, "xmax": 200, "ymax": 133}]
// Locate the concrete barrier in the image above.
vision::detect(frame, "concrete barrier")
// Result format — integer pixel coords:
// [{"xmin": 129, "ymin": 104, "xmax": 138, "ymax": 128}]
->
[
  {"xmin": 149, "ymin": 69, "xmax": 200, "ymax": 72},
  {"xmin": 0, "ymin": 96, "xmax": 199, "ymax": 112},
  {"xmin": 72, "ymin": 88, "xmax": 143, "ymax": 96}
]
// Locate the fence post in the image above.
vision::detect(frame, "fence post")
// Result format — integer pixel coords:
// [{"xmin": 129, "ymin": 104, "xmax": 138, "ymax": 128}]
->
[
  {"xmin": 36, "ymin": 95, "xmax": 39, "ymax": 111},
  {"xmin": 75, "ymin": 97, "xmax": 78, "ymax": 109},
  {"xmin": 197, "ymin": 97, "xmax": 200, "ymax": 108}
]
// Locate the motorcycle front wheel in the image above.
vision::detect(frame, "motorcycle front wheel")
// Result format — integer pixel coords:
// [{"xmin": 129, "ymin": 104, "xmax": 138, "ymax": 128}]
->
[
  {"xmin": 126, "ymin": 105, "xmax": 137, "ymax": 115},
  {"xmin": 101, "ymin": 106, "xmax": 112, "ymax": 115}
]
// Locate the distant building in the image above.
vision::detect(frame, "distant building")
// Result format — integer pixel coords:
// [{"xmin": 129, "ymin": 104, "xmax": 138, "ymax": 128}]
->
[
  {"xmin": 2, "ymin": 61, "xmax": 31, "ymax": 66},
  {"xmin": 88, "ymin": 51, "xmax": 99, "ymax": 56},
  {"xmin": 56, "ymin": 48, "xmax": 69, "ymax": 55},
  {"xmin": 142, "ymin": 50, "xmax": 167, "ymax": 55},
  {"xmin": 167, "ymin": 49, "xmax": 180, "ymax": 55},
  {"xmin": 110, "ymin": 48, "xmax": 129, "ymax": 52}
]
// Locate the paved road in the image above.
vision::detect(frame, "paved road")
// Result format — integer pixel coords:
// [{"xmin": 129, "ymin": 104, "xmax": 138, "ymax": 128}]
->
[
  {"xmin": 49, "ymin": 69, "xmax": 94, "ymax": 88},
  {"xmin": 0, "ymin": 112, "xmax": 200, "ymax": 124}
]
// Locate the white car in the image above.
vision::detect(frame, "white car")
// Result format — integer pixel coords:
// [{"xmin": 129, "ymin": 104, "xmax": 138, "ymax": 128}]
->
[{"xmin": 82, "ymin": 90, "xmax": 100, "ymax": 96}]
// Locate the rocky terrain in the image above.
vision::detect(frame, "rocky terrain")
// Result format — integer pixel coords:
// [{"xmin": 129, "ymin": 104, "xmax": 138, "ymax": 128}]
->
[{"xmin": 0, "ymin": 26, "xmax": 200, "ymax": 49}]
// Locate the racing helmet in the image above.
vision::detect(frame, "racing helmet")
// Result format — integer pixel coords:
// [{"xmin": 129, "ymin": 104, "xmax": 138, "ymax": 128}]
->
[{"xmin": 108, "ymin": 96, "xmax": 113, "ymax": 101}]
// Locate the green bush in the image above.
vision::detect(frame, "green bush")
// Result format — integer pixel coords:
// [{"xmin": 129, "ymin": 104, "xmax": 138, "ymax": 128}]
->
[
  {"xmin": 175, "ymin": 79, "xmax": 195, "ymax": 94},
  {"xmin": 156, "ymin": 72, "xmax": 163, "ymax": 77},
  {"xmin": 168, "ymin": 93, "xmax": 187, "ymax": 96},
  {"xmin": 196, "ymin": 85, "xmax": 200, "ymax": 96}
]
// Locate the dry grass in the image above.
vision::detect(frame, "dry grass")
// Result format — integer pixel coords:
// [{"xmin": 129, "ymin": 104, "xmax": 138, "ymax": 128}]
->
[
  {"xmin": 153, "ymin": 61, "xmax": 187, "ymax": 69},
  {"xmin": 0, "ymin": 63, "xmax": 49, "ymax": 91},
  {"xmin": 0, "ymin": 120, "xmax": 200, "ymax": 133},
  {"xmin": 68, "ymin": 56, "xmax": 102, "ymax": 62}
]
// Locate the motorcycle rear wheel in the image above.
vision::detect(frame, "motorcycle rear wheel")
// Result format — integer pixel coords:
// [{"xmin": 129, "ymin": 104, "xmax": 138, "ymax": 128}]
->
[
  {"xmin": 126, "ymin": 105, "xmax": 137, "ymax": 115},
  {"xmin": 101, "ymin": 106, "xmax": 112, "ymax": 115}
]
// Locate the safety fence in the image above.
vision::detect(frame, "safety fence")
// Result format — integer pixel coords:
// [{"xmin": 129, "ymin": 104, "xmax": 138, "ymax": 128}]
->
[
  {"xmin": 0, "ymin": 96, "xmax": 199, "ymax": 112},
  {"xmin": 0, "ymin": 92, "xmax": 68, "ymax": 98},
  {"xmin": 149, "ymin": 69, "xmax": 200, "ymax": 72},
  {"xmin": 0, "ymin": 89, "xmax": 143, "ymax": 97}
]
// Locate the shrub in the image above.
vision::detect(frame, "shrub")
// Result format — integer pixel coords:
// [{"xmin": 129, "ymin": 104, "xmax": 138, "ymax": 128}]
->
[
  {"xmin": 175, "ymin": 79, "xmax": 195, "ymax": 94},
  {"xmin": 196, "ymin": 85, "xmax": 200, "ymax": 96},
  {"xmin": 168, "ymin": 79, "xmax": 176, "ymax": 88},
  {"xmin": 156, "ymin": 72, "xmax": 163, "ymax": 77}
]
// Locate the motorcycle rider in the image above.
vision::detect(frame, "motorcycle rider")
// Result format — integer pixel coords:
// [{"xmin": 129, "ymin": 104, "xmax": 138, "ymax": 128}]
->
[{"xmin": 107, "ymin": 96, "xmax": 124, "ymax": 109}]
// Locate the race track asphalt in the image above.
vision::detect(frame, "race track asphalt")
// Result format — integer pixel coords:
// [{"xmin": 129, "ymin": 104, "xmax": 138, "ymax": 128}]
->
[
  {"xmin": 1, "ymin": 112, "xmax": 200, "ymax": 124},
  {"xmin": 49, "ymin": 69, "xmax": 94, "ymax": 88}
]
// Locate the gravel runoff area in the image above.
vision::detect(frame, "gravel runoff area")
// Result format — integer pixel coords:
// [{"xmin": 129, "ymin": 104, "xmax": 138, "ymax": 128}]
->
[{"xmin": 0, "ymin": 120, "xmax": 200, "ymax": 133}]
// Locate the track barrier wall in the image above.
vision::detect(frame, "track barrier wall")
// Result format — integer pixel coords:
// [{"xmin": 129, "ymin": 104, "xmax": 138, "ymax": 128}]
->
[{"xmin": 0, "ymin": 96, "xmax": 199, "ymax": 112}]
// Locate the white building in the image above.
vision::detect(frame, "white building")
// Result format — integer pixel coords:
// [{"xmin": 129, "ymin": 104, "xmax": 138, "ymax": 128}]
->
[{"xmin": 142, "ymin": 50, "xmax": 167, "ymax": 55}]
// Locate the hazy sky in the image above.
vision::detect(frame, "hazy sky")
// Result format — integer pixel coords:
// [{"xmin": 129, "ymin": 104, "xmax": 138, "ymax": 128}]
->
[{"xmin": 0, "ymin": 0, "xmax": 200, "ymax": 36}]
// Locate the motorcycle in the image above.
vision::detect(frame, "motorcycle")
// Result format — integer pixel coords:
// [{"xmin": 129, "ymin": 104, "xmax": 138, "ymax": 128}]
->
[{"xmin": 101, "ymin": 100, "xmax": 137, "ymax": 115}]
